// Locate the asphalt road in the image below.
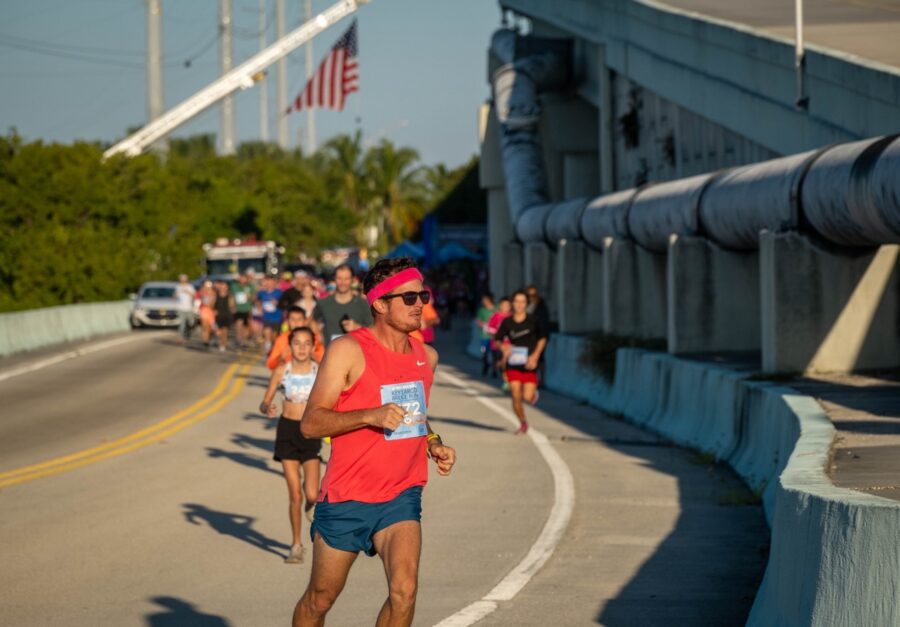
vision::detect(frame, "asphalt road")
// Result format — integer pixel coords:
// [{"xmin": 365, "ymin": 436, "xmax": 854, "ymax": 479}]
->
[{"xmin": 0, "ymin": 327, "xmax": 768, "ymax": 626}]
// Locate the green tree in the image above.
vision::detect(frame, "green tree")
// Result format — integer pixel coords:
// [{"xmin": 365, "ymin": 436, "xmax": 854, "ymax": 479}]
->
[{"xmin": 362, "ymin": 139, "xmax": 427, "ymax": 250}]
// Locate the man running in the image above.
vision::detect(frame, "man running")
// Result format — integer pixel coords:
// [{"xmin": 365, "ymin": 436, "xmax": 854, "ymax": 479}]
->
[
  {"xmin": 256, "ymin": 275, "xmax": 284, "ymax": 352},
  {"xmin": 231, "ymin": 271, "xmax": 256, "ymax": 347},
  {"xmin": 293, "ymin": 257, "xmax": 456, "ymax": 627},
  {"xmin": 313, "ymin": 263, "xmax": 372, "ymax": 347},
  {"xmin": 495, "ymin": 290, "xmax": 547, "ymax": 434},
  {"xmin": 174, "ymin": 274, "xmax": 196, "ymax": 344}
]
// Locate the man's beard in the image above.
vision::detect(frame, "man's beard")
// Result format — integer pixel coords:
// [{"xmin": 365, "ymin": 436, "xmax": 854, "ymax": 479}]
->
[{"xmin": 387, "ymin": 314, "xmax": 421, "ymax": 334}]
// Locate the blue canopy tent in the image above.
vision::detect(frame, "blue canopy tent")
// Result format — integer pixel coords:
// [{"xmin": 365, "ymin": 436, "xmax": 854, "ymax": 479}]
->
[
  {"xmin": 437, "ymin": 241, "xmax": 482, "ymax": 264},
  {"xmin": 383, "ymin": 241, "xmax": 425, "ymax": 260}
]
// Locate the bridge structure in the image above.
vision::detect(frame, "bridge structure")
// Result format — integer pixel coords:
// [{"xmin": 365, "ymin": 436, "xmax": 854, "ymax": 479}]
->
[{"xmin": 479, "ymin": 0, "xmax": 900, "ymax": 624}]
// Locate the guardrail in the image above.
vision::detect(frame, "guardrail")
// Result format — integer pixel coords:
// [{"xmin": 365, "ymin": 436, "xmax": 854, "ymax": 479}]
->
[
  {"xmin": 0, "ymin": 301, "xmax": 132, "ymax": 358},
  {"xmin": 540, "ymin": 334, "xmax": 900, "ymax": 625}
]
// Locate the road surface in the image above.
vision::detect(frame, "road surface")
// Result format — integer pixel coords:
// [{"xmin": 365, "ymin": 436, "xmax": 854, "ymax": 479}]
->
[{"xmin": 0, "ymin": 327, "xmax": 767, "ymax": 626}]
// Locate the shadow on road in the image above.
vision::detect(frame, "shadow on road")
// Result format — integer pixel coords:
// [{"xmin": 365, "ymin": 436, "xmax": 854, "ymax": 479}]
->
[
  {"xmin": 236, "ymin": 372, "xmax": 270, "ymax": 389},
  {"xmin": 182, "ymin": 503, "xmax": 289, "ymax": 559},
  {"xmin": 243, "ymin": 412, "xmax": 278, "ymax": 431},
  {"xmin": 205, "ymin": 447, "xmax": 282, "ymax": 477},
  {"xmin": 428, "ymin": 415, "xmax": 507, "ymax": 433},
  {"xmin": 145, "ymin": 596, "xmax": 231, "ymax": 627},
  {"xmin": 231, "ymin": 433, "xmax": 274, "ymax": 454},
  {"xmin": 435, "ymin": 320, "xmax": 768, "ymax": 626}
]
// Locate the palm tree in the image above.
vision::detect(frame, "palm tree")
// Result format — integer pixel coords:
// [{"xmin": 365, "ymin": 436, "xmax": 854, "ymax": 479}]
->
[{"xmin": 363, "ymin": 139, "xmax": 427, "ymax": 250}]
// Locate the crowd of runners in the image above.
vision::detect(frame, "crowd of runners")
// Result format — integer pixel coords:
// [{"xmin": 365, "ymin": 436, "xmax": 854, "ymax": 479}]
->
[{"xmin": 170, "ymin": 258, "xmax": 553, "ymax": 625}]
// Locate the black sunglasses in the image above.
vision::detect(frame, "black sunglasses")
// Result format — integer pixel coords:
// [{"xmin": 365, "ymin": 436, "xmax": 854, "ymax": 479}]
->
[{"xmin": 381, "ymin": 290, "xmax": 431, "ymax": 306}]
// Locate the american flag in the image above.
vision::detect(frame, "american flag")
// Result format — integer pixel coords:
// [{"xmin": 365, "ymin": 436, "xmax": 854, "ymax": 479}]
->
[{"xmin": 287, "ymin": 20, "xmax": 358, "ymax": 113}]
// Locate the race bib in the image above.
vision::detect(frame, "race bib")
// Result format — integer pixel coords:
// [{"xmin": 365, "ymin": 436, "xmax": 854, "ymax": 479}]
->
[
  {"xmin": 284, "ymin": 374, "xmax": 315, "ymax": 403},
  {"xmin": 262, "ymin": 300, "xmax": 277, "ymax": 313},
  {"xmin": 508, "ymin": 346, "xmax": 529, "ymax": 366},
  {"xmin": 380, "ymin": 381, "xmax": 427, "ymax": 441},
  {"xmin": 234, "ymin": 291, "xmax": 248, "ymax": 305}
]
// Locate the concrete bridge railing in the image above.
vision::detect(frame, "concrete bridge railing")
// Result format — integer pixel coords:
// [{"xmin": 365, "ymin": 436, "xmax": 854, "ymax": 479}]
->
[
  {"xmin": 539, "ymin": 334, "xmax": 900, "ymax": 625},
  {"xmin": 0, "ymin": 301, "xmax": 132, "ymax": 358}
]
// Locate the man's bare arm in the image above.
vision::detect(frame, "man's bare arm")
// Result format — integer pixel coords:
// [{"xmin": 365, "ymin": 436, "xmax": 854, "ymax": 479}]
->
[{"xmin": 300, "ymin": 336, "xmax": 406, "ymax": 438}]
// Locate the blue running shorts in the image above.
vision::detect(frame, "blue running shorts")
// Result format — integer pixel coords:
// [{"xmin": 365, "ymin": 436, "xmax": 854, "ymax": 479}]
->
[{"xmin": 310, "ymin": 486, "xmax": 423, "ymax": 556}]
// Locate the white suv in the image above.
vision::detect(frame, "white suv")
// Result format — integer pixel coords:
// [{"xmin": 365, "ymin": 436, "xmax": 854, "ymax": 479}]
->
[{"xmin": 130, "ymin": 281, "xmax": 181, "ymax": 328}]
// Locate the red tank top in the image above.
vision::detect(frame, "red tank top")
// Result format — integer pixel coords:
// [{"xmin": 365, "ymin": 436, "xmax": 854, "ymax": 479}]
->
[{"xmin": 317, "ymin": 327, "xmax": 434, "ymax": 503}]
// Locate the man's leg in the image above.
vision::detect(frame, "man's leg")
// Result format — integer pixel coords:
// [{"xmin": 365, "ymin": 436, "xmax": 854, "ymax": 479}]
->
[
  {"xmin": 372, "ymin": 521, "xmax": 422, "ymax": 627},
  {"xmin": 293, "ymin": 534, "xmax": 358, "ymax": 627}
]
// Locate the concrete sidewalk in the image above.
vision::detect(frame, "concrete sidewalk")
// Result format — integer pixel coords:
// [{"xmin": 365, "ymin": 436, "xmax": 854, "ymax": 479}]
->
[
  {"xmin": 791, "ymin": 373, "xmax": 900, "ymax": 502},
  {"xmin": 436, "ymin": 324, "xmax": 768, "ymax": 626},
  {"xmin": 656, "ymin": 0, "xmax": 900, "ymax": 68}
]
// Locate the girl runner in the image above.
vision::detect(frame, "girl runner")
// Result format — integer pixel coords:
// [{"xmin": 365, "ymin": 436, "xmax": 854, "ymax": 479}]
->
[
  {"xmin": 495, "ymin": 291, "xmax": 547, "ymax": 434},
  {"xmin": 259, "ymin": 327, "xmax": 322, "ymax": 564}
]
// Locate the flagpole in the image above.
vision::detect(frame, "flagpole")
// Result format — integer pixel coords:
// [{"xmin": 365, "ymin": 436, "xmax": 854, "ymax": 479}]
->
[
  {"xmin": 276, "ymin": 0, "xmax": 288, "ymax": 149},
  {"xmin": 304, "ymin": 0, "xmax": 316, "ymax": 154}
]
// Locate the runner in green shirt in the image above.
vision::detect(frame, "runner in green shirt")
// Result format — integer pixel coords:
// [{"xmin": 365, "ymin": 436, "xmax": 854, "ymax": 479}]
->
[
  {"xmin": 476, "ymin": 291, "xmax": 495, "ymax": 376},
  {"xmin": 231, "ymin": 272, "xmax": 257, "ymax": 347}
]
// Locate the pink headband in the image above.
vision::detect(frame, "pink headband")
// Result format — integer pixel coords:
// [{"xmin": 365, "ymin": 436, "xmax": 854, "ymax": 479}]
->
[{"xmin": 366, "ymin": 268, "xmax": 424, "ymax": 305}]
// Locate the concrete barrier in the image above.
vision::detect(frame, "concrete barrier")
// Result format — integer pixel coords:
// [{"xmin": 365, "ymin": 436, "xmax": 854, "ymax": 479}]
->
[
  {"xmin": 542, "ymin": 334, "xmax": 611, "ymax": 406},
  {"xmin": 0, "ymin": 301, "xmax": 132, "ymax": 357},
  {"xmin": 540, "ymin": 335, "xmax": 900, "ymax": 625}
]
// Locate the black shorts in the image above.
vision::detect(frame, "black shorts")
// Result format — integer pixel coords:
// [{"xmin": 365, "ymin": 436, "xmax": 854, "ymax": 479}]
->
[
  {"xmin": 234, "ymin": 311, "xmax": 250, "ymax": 324},
  {"xmin": 263, "ymin": 320, "xmax": 282, "ymax": 333},
  {"xmin": 216, "ymin": 313, "xmax": 233, "ymax": 328},
  {"xmin": 273, "ymin": 417, "xmax": 322, "ymax": 463}
]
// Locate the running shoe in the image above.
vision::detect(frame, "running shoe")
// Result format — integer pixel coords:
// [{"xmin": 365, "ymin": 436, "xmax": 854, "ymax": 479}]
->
[
  {"xmin": 515, "ymin": 422, "xmax": 529, "ymax": 435},
  {"xmin": 304, "ymin": 500, "xmax": 315, "ymax": 523},
  {"xmin": 501, "ymin": 381, "xmax": 509, "ymax": 392},
  {"xmin": 529, "ymin": 390, "xmax": 539, "ymax": 406},
  {"xmin": 285, "ymin": 544, "xmax": 305, "ymax": 564}
]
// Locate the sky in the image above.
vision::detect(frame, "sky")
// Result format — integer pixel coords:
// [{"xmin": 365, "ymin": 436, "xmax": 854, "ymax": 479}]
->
[{"xmin": 0, "ymin": 0, "xmax": 501, "ymax": 168}]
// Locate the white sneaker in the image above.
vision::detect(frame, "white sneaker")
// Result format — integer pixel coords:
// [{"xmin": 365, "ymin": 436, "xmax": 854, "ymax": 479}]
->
[{"xmin": 284, "ymin": 544, "xmax": 305, "ymax": 564}]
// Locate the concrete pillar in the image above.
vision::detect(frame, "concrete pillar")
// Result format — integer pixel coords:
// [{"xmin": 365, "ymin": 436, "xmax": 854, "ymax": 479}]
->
[
  {"xmin": 666, "ymin": 235, "xmax": 760, "ymax": 355},
  {"xmin": 539, "ymin": 95, "xmax": 599, "ymax": 202},
  {"xmin": 503, "ymin": 242, "xmax": 524, "ymax": 298},
  {"xmin": 479, "ymin": 104, "xmax": 513, "ymax": 300},
  {"xmin": 556, "ymin": 239, "xmax": 604, "ymax": 334},
  {"xmin": 761, "ymin": 231, "xmax": 900, "ymax": 374},
  {"xmin": 602, "ymin": 238, "xmax": 666, "ymax": 339},
  {"xmin": 487, "ymin": 189, "xmax": 512, "ymax": 298},
  {"xmin": 597, "ymin": 45, "xmax": 614, "ymax": 194},
  {"xmin": 563, "ymin": 153, "xmax": 599, "ymax": 199},
  {"xmin": 524, "ymin": 242, "xmax": 557, "ymax": 322}
]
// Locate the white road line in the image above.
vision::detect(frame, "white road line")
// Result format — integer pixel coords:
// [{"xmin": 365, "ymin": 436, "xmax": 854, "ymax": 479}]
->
[
  {"xmin": 0, "ymin": 334, "xmax": 152, "ymax": 383},
  {"xmin": 434, "ymin": 370, "xmax": 576, "ymax": 627}
]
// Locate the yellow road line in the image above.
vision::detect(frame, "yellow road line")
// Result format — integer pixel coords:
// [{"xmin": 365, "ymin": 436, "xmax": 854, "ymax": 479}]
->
[
  {"xmin": 0, "ymin": 362, "xmax": 240, "ymax": 481},
  {"xmin": 0, "ymin": 360, "xmax": 254, "ymax": 489}
]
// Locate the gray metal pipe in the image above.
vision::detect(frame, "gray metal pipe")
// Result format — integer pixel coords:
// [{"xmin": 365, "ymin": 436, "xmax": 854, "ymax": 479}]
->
[
  {"xmin": 490, "ymin": 29, "xmax": 581, "ymax": 235},
  {"xmin": 699, "ymin": 150, "xmax": 819, "ymax": 251},
  {"xmin": 801, "ymin": 135, "xmax": 900, "ymax": 247},
  {"xmin": 579, "ymin": 189, "xmax": 640, "ymax": 250},
  {"xmin": 545, "ymin": 198, "xmax": 590, "ymax": 244},
  {"xmin": 515, "ymin": 202, "xmax": 557, "ymax": 243},
  {"xmin": 627, "ymin": 173, "xmax": 718, "ymax": 253}
]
